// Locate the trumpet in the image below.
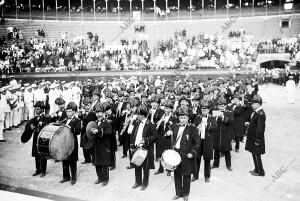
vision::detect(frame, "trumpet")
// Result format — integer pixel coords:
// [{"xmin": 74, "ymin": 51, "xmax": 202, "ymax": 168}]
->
[
  {"xmin": 120, "ymin": 113, "xmax": 133, "ymax": 136},
  {"xmin": 156, "ymin": 114, "xmax": 166, "ymax": 129}
]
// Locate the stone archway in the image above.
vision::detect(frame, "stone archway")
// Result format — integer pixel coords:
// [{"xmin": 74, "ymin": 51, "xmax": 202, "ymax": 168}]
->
[{"xmin": 256, "ymin": 53, "xmax": 291, "ymax": 69}]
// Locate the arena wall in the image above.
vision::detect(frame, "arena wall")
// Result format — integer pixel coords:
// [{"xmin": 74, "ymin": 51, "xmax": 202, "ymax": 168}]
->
[{"xmin": 1, "ymin": 14, "xmax": 299, "ymax": 48}]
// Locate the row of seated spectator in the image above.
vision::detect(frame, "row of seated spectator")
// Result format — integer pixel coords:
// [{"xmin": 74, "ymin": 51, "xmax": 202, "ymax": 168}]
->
[
  {"xmin": 152, "ymin": 30, "xmax": 258, "ymax": 69},
  {"xmin": 0, "ymin": 27, "xmax": 299, "ymax": 74},
  {"xmin": 256, "ymin": 37, "xmax": 300, "ymax": 57},
  {"xmin": 228, "ymin": 29, "xmax": 245, "ymax": 38},
  {"xmin": 0, "ymin": 29, "xmax": 152, "ymax": 74}
]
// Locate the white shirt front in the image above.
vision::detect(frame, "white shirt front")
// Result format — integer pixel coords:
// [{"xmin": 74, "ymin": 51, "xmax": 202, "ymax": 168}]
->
[
  {"xmin": 151, "ymin": 109, "xmax": 157, "ymax": 123},
  {"xmin": 66, "ymin": 116, "xmax": 74, "ymax": 126},
  {"xmin": 200, "ymin": 117, "xmax": 208, "ymax": 139},
  {"xmin": 175, "ymin": 125, "xmax": 186, "ymax": 149},
  {"xmin": 135, "ymin": 118, "xmax": 147, "ymax": 146}
]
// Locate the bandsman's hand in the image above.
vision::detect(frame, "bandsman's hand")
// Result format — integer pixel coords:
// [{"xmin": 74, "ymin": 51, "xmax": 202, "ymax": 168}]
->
[
  {"xmin": 245, "ymin": 122, "xmax": 250, "ymax": 127},
  {"xmin": 30, "ymin": 124, "xmax": 35, "ymax": 130},
  {"xmin": 166, "ymin": 130, "xmax": 173, "ymax": 136},
  {"xmin": 91, "ymin": 128, "xmax": 98, "ymax": 134},
  {"xmin": 187, "ymin": 153, "xmax": 193, "ymax": 159}
]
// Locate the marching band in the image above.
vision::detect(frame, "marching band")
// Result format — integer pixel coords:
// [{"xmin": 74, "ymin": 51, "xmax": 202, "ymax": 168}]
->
[{"xmin": 0, "ymin": 75, "xmax": 267, "ymax": 201}]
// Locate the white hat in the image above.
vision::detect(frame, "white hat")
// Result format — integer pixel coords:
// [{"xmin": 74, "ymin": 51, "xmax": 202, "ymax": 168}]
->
[{"xmin": 32, "ymin": 84, "xmax": 37, "ymax": 88}]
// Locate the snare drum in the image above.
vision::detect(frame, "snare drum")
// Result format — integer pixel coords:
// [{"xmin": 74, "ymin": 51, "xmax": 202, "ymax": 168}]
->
[
  {"xmin": 161, "ymin": 149, "xmax": 181, "ymax": 171},
  {"xmin": 131, "ymin": 147, "xmax": 148, "ymax": 166},
  {"xmin": 37, "ymin": 124, "xmax": 74, "ymax": 160}
]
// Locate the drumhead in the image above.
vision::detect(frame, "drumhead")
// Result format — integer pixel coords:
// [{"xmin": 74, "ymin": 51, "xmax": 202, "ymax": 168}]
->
[
  {"xmin": 162, "ymin": 150, "xmax": 181, "ymax": 166},
  {"xmin": 49, "ymin": 126, "xmax": 74, "ymax": 160}
]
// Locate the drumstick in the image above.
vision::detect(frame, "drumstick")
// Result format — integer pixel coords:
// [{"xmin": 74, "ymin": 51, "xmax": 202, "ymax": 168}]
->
[{"xmin": 161, "ymin": 175, "xmax": 174, "ymax": 191}]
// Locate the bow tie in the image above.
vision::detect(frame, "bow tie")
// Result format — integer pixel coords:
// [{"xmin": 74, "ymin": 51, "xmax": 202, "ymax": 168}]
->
[{"xmin": 179, "ymin": 124, "xmax": 186, "ymax": 127}]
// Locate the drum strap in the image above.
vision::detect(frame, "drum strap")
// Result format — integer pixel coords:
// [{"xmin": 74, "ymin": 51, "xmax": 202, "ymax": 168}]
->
[{"xmin": 173, "ymin": 129, "xmax": 184, "ymax": 149}]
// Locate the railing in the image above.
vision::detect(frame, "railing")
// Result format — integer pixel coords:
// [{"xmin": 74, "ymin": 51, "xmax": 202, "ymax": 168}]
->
[{"xmin": 3, "ymin": 5, "xmax": 300, "ymax": 21}]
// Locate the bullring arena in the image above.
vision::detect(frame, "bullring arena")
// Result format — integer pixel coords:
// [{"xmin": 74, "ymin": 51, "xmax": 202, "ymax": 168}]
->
[{"xmin": 0, "ymin": 1, "xmax": 300, "ymax": 201}]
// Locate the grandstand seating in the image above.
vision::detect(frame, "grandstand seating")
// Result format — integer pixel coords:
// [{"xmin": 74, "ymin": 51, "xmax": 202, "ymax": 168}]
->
[{"xmin": 0, "ymin": 13, "xmax": 299, "ymax": 48}]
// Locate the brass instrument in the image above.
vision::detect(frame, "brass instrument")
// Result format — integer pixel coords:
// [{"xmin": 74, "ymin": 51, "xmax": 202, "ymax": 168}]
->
[{"xmin": 120, "ymin": 112, "xmax": 133, "ymax": 136}]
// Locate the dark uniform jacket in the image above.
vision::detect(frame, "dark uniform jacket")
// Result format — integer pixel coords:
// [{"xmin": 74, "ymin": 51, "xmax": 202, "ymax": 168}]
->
[
  {"xmin": 130, "ymin": 119, "xmax": 157, "ymax": 169},
  {"xmin": 232, "ymin": 104, "xmax": 246, "ymax": 137},
  {"xmin": 31, "ymin": 114, "xmax": 52, "ymax": 157},
  {"xmin": 78, "ymin": 111, "xmax": 97, "ymax": 147},
  {"xmin": 213, "ymin": 108, "xmax": 234, "ymax": 152},
  {"xmin": 51, "ymin": 110, "xmax": 68, "ymax": 123},
  {"xmin": 107, "ymin": 113, "xmax": 118, "ymax": 152},
  {"xmin": 193, "ymin": 115, "xmax": 217, "ymax": 160},
  {"xmin": 190, "ymin": 105, "xmax": 202, "ymax": 123},
  {"xmin": 245, "ymin": 108, "xmax": 266, "ymax": 155},
  {"xmin": 82, "ymin": 85, "xmax": 94, "ymax": 98},
  {"xmin": 157, "ymin": 115, "xmax": 178, "ymax": 157},
  {"xmin": 148, "ymin": 108, "xmax": 164, "ymax": 124},
  {"xmin": 93, "ymin": 119, "xmax": 113, "ymax": 166},
  {"xmin": 64, "ymin": 116, "xmax": 81, "ymax": 161},
  {"xmin": 171, "ymin": 123, "xmax": 200, "ymax": 175}
]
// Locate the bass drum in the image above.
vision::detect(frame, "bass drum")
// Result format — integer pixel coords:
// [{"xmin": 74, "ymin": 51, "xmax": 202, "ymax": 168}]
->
[{"xmin": 37, "ymin": 123, "xmax": 74, "ymax": 160}]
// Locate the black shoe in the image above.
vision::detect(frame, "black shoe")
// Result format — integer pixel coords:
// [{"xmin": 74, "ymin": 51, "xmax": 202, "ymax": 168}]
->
[
  {"xmin": 71, "ymin": 179, "xmax": 76, "ymax": 185},
  {"xmin": 94, "ymin": 179, "xmax": 101, "ymax": 184},
  {"xmin": 102, "ymin": 181, "xmax": 108, "ymax": 186},
  {"xmin": 191, "ymin": 177, "xmax": 198, "ymax": 182},
  {"xmin": 32, "ymin": 171, "xmax": 41, "ymax": 176},
  {"xmin": 141, "ymin": 185, "xmax": 147, "ymax": 190},
  {"xmin": 249, "ymin": 169, "xmax": 257, "ymax": 174},
  {"xmin": 235, "ymin": 149, "xmax": 239, "ymax": 153},
  {"xmin": 132, "ymin": 183, "xmax": 141, "ymax": 189},
  {"xmin": 251, "ymin": 172, "xmax": 265, "ymax": 177},
  {"xmin": 167, "ymin": 171, "xmax": 171, "ymax": 176},
  {"xmin": 126, "ymin": 165, "xmax": 134, "ymax": 169},
  {"xmin": 0, "ymin": 140, "xmax": 6, "ymax": 142},
  {"xmin": 211, "ymin": 164, "xmax": 219, "ymax": 169},
  {"xmin": 172, "ymin": 195, "xmax": 182, "ymax": 200},
  {"xmin": 154, "ymin": 170, "xmax": 163, "ymax": 175},
  {"xmin": 81, "ymin": 161, "xmax": 91, "ymax": 164},
  {"xmin": 59, "ymin": 178, "xmax": 70, "ymax": 183},
  {"xmin": 110, "ymin": 167, "xmax": 115, "ymax": 170},
  {"xmin": 227, "ymin": 167, "xmax": 233, "ymax": 171},
  {"xmin": 40, "ymin": 173, "xmax": 46, "ymax": 177},
  {"xmin": 6, "ymin": 128, "xmax": 12, "ymax": 131},
  {"xmin": 205, "ymin": 178, "xmax": 210, "ymax": 183},
  {"xmin": 121, "ymin": 155, "xmax": 127, "ymax": 158}
]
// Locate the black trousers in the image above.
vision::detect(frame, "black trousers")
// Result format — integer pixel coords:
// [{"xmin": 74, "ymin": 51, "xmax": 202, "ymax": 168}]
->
[
  {"xmin": 110, "ymin": 152, "xmax": 116, "ymax": 168},
  {"xmin": 194, "ymin": 139, "xmax": 211, "ymax": 179},
  {"xmin": 35, "ymin": 155, "xmax": 47, "ymax": 174},
  {"xmin": 134, "ymin": 160, "xmax": 149, "ymax": 186},
  {"xmin": 194, "ymin": 158, "xmax": 211, "ymax": 179},
  {"xmin": 213, "ymin": 150, "xmax": 231, "ymax": 168},
  {"xmin": 82, "ymin": 148, "xmax": 93, "ymax": 162},
  {"xmin": 252, "ymin": 153, "xmax": 265, "ymax": 175},
  {"xmin": 123, "ymin": 133, "xmax": 130, "ymax": 156},
  {"xmin": 235, "ymin": 136, "xmax": 241, "ymax": 150},
  {"xmin": 174, "ymin": 168, "xmax": 191, "ymax": 197},
  {"xmin": 96, "ymin": 165, "xmax": 109, "ymax": 182},
  {"xmin": 62, "ymin": 160, "xmax": 77, "ymax": 180}
]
